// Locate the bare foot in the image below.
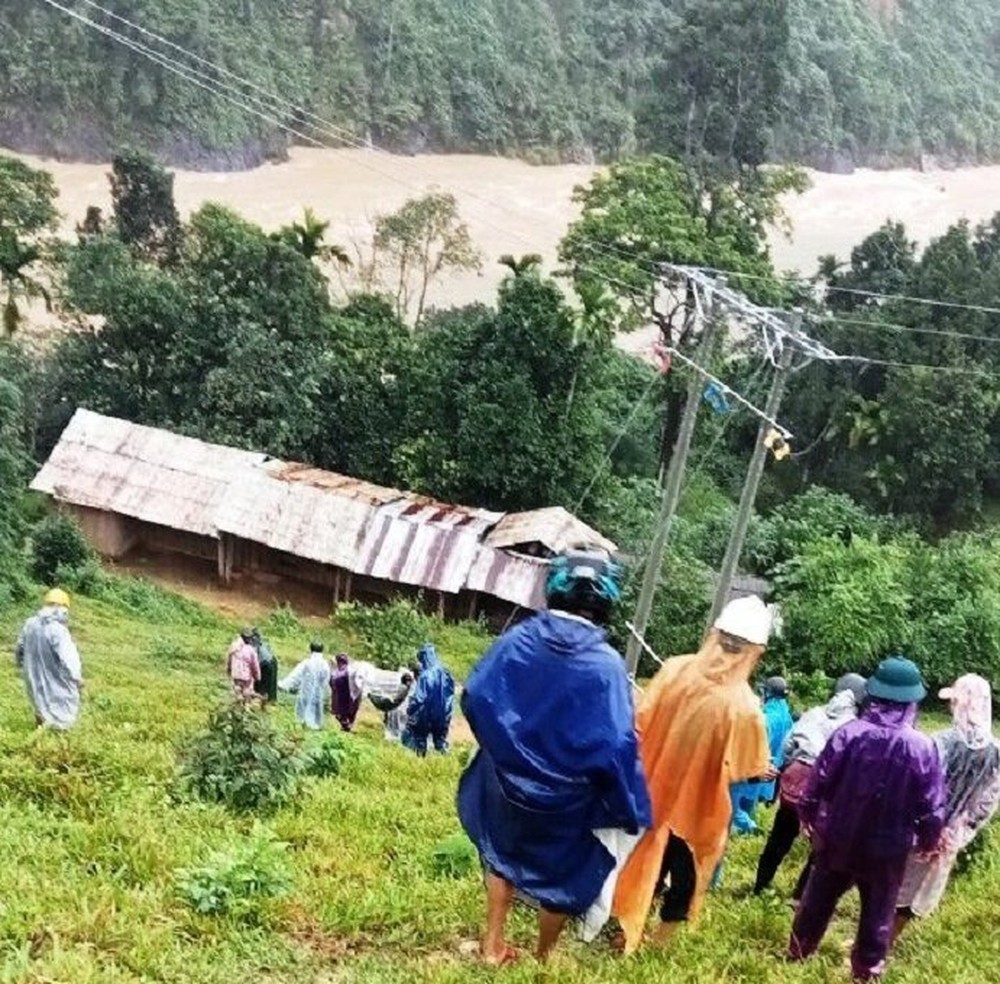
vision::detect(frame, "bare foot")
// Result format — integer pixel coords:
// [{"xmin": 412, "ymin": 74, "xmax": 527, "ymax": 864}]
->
[{"xmin": 482, "ymin": 944, "xmax": 522, "ymax": 967}]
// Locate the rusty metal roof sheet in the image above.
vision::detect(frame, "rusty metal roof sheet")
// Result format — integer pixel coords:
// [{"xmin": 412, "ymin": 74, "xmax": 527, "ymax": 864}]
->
[
  {"xmin": 355, "ymin": 498, "xmax": 503, "ymax": 594},
  {"xmin": 30, "ymin": 409, "xmax": 265, "ymax": 537},
  {"xmin": 272, "ymin": 462, "xmax": 402, "ymax": 506},
  {"xmin": 466, "ymin": 545, "xmax": 548, "ymax": 610},
  {"xmin": 484, "ymin": 506, "xmax": 617, "ymax": 556}
]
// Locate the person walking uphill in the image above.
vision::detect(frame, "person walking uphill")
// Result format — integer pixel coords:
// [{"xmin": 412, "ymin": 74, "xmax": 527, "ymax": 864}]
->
[
  {"xmin": 612, "ymin": 596, "xmax": 774, "ymax": 953},
  {"xmin": 401, "ymin": 643, "xmax": 454, "ymax": 756},
  {"xmin": 15, "ymin": 588, "xmax": 84, "ymax": 730},
  {"xmin": 458, "ymin": 546, "xmax": 651, "ymax": 965},
  {"xmin": 894, "ymin": 673, "xmax": 1000, "ymax": 936},
  {"xmin": 789, "ymin": 656, "xmax": 945, "ymax": 982},
  {"xmin": 278, "ymin": 640, "xmax": 332, "ymax": 730}
]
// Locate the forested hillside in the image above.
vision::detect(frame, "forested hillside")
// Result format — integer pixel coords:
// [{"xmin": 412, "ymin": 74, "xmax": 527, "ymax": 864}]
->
[{"xmin": 2, "ymin": 0, "xmax": 1000, "ymax": 169}]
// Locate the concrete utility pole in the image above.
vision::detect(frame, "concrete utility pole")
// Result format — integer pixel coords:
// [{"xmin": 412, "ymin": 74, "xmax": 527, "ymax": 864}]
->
[
  {"xmin": 624, "ymin": 297, "xmax": 719, "ymax": 677},
  {"xmin": 706, "ymin": 314, "xmax": 800, "ymax": 627}
]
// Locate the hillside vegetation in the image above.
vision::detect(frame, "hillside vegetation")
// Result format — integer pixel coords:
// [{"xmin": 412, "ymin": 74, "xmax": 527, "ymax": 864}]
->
[
  {"xmin": 3, "ymin": 0, "xmax": 1000, "ymax": 168},
  {"xmin": 1, "ymin": 585, "xmax": 998, "ymax": 983}
]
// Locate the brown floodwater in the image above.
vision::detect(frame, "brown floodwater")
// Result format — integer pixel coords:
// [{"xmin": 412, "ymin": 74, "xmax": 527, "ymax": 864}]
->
[{"xmin": 10, "ymin": 146, "xmax": 1000, "ymax": 353}]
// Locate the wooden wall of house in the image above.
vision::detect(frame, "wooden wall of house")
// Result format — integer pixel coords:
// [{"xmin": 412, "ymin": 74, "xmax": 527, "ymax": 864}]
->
[
  {"xmin": 67, "ymin": 505, "xmax": 138, "ymax": 559},
  {"xmin": 140, "ymin": 522, "xmax": 217, "ymax": 562}
]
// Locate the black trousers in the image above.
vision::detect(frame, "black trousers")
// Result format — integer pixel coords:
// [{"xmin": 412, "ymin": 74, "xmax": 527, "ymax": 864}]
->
[
  {"xmin": 657, "ymin": 832, "xmax": 696, "ymax": 922},
  {"xmin": 754, "ymin": 800, "xmax": 801, "ymax": 893}
]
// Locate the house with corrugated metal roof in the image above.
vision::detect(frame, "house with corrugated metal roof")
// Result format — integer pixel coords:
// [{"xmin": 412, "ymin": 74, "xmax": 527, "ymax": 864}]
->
[{"xmin": 31, "ymin": 409, "xmax": 617, "ymax": 623}]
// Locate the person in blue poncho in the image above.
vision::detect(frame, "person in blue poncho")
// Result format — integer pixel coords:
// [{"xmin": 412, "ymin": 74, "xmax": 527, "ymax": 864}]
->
[
  {"xmin": 401, "ymin": 642, "xmax": 455, "ymax": 756},
  {"xmin": 458, "ymin": 545, "xmax": 651, "ymax": 965},
  {"xmin": 730, "ymin": 676, "xmax": 794, "ymax": 833}
]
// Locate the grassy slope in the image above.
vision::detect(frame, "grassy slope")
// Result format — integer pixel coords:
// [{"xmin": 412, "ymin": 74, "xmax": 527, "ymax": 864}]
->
[{"xmin": 0, "ymin": 591, "xmax": 997, "ymax": 983}]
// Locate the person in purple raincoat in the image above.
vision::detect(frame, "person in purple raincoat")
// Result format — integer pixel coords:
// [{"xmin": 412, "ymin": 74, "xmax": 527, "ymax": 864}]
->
[
  {"xmin": 788, "ymin": 656, "xmax": 945, "ymax": 982},
  {"xmin": 330, "ymin": 653, "xmax": 362, "ymax": 732}
]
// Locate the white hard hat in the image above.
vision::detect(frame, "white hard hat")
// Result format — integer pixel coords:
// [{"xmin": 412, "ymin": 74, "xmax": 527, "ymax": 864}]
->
[{"xmin": 713, "ymin": 595, "xmax": 773, "ymax": 646}]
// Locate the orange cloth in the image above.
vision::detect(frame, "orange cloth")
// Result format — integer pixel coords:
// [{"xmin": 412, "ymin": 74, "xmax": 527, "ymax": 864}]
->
[{"xmin": 611, "ymin": 629, "xmax": 769, "ymax": 952}]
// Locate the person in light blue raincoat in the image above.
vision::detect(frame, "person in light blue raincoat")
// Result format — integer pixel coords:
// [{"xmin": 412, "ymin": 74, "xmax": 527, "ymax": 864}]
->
[
  {"xmin": 15, "ymin": 588, "xmax": 84, "ymax": 730},
  {"xmin": 402, "ymin": 643, "xmax": 454, "ymax": 756},
  {"xmin": 730, "ymin": 676, "xmax": 794, "ymax": 833},
  {"xmin": 278, "ymin": 639, "xmax": 331, "ymax": 730}
]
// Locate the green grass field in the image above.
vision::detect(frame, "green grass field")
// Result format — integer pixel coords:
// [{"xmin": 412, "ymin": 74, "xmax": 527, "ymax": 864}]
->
[{"xmin": 1, "ymin": 587, "xmax": 998, "ymax": 983}]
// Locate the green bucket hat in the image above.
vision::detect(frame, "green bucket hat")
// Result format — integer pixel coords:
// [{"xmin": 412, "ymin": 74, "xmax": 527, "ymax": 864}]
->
[{"xmin": 866, "ymin": 655, "xmax": 927, "ymax": 704}]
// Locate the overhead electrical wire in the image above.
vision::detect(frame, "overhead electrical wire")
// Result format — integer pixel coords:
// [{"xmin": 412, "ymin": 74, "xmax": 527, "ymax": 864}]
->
[
  {"xmin": 693, "ymin": 264, "xmax": 1000, "ymax": 319},
  {"xmin": 810, "ymin": 312, "xmax": 1000, "ymax": 347}
]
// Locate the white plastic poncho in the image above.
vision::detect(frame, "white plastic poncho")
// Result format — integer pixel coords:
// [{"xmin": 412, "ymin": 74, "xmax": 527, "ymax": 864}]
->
[
  {"xmin": 348, "ymin": 661, "xmax": 413, "ymax": 741},
  {"xmin": 783, "ymin": 689, "xmax": 859, "ymax": 766},
  {"xmin": 15, "ymin": 605, "xmax": 83, "ymax": 730},
  {"xmin": 278, "ymin": 653, "xmax": 331, "ymax": 730}
]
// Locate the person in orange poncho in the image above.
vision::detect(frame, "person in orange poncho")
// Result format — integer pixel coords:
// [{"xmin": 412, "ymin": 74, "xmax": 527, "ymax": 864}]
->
[{"xmin": 612, "ymin": 595, "xmax": 774, "ymax": 952}]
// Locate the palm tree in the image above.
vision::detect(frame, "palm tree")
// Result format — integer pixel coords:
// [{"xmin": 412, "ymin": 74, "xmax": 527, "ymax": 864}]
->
[
  {"xmin": 0, "ymin": 229, "xmax": 51, "ymax": 337},
  {"xmin": 282, "ymin": 208, "xmax": 351, "ymax": 268},
  {"xmin": 498, "ymin": 253, "xmax": 543, "ymax": 277}
]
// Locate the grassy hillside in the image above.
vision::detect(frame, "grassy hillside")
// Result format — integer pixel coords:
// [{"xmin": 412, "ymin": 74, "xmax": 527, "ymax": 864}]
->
[
  {"xmin": 1, "ymin": 583, "xmax": 998, "ymax": 982},
  {"xmin": 2, "ymin": 0, "xmax": 1000, "ymax": 167}
]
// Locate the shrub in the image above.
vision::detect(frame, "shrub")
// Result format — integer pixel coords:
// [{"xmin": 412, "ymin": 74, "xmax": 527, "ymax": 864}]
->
[
  {"xmin": 178, "ymin": 701, "xmax": 302, "ymax": 815},
  {"xmin": 612, "ymin": 548, "xmax": 712, "ymax": 676},
  {"xmin": 904, "ymin": 535, "xmax": 1000, "ymax": 688},
  {"xmin": 772, "ymin": 536, "xmax": 912, "ymax": 676},
  {"xmin": 427, "ymin": 832, "xmax": 478, "ymax": 879},
  {"xmin": 300, "ymin": 731, "xmax": 367, "ymax": 779},
  {"xmin": 747, "ymin": 486, "xmax": 891, "ymax": 576},
  {"xmin": 335, "ymin": 597, "xmax": 430, "ymax": 669},
  {"xmin": 263, "ymin": 602, "xmax": 304, "ymax": 638},
  {"xmin": 177, "ymin": 826, "xmax": 292, "ymax": 921},
  {"xmin": 31, "ymin": 513, "xmax": 94, "ymax": 584}
]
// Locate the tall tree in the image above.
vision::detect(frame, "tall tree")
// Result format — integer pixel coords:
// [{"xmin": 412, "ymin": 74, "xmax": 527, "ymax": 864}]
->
[
  {"xmin": 110, "ymin": 150, "xmax": 182, "ymax": 265},
  {"xmin": 363, "ymin": 192, "xmax": 482, "ymax": 324},
  {"xmin": 0, "ymin": 156, "xmax": 59, "ymax": 337},
  {"xmin": 640, "ymin": 0, "xmax": 790, "ymax": 174}
]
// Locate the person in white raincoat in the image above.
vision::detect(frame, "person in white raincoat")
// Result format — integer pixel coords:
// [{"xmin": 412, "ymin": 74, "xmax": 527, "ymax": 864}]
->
[
  {"xmin": 15, "ymin": 588, "xmax": 84, "ymax": 730},
  {"xmin": 278, "ymin": 639, "xmax": 331, "ymax": 730}
]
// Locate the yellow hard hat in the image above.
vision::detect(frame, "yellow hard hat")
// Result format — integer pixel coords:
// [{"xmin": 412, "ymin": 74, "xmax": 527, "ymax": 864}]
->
[{"xmin": 43, "ymin": 587, "xmax": 71, "ymax": 608}]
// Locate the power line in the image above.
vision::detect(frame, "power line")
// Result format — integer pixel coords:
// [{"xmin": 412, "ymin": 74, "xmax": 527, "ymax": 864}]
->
[
  {"xmin": 37, "ymin": 0, "xmax": 677, "ymax": 321},
  {"xmin": 79, "ymin": 1, "xmax": 685, "ymax": 282},
  {"xmin": 835, "ymin": 355, "xmax": 997, "ymax": 377},
  {"xmin": 62, "ymin": 0, "xmax": 667, "ymax": 280},
  {"xmin": 37, "ymin": 0, "xmax": 330, "ymax": 150},
  {"xmin": 693, "ymin": 264, "xmax": 1000, "ymax": 319},
  {"xmin": 810, "ymin": 312, "xmax": 1000, "ymax": 347},
  {"xmin": 665, "ymin": 347, "xmax": 793, "ymax": 438}
]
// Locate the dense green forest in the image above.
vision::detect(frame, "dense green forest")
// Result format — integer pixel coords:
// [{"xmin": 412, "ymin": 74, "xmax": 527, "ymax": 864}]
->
[{"xmin": 3, "ymin": 0, "xmax": 1000, "ymax": 168}]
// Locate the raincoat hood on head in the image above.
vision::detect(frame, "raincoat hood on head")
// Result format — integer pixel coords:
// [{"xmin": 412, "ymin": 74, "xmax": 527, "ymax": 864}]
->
[
  {"xmin": 940, "ymin": 674, "xmax": 993, "ymax": 751},
  {"xmin": 863, "ymin": 697, "xmax": 919, "ymax": 730},
  {"xmin": 39, "ymin": 604, "xmax": 69, "ymax": 626},
  {"xmin": 696, "ymin": 629, "xmax": 765, "ymax": 687},
  {"xmin": 418, "ymin": 642, "xmax": 440, "ymax": 670},
  {"xmin": 825, "ymin": 688, "xmax": 858, "ymax": 718}
]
